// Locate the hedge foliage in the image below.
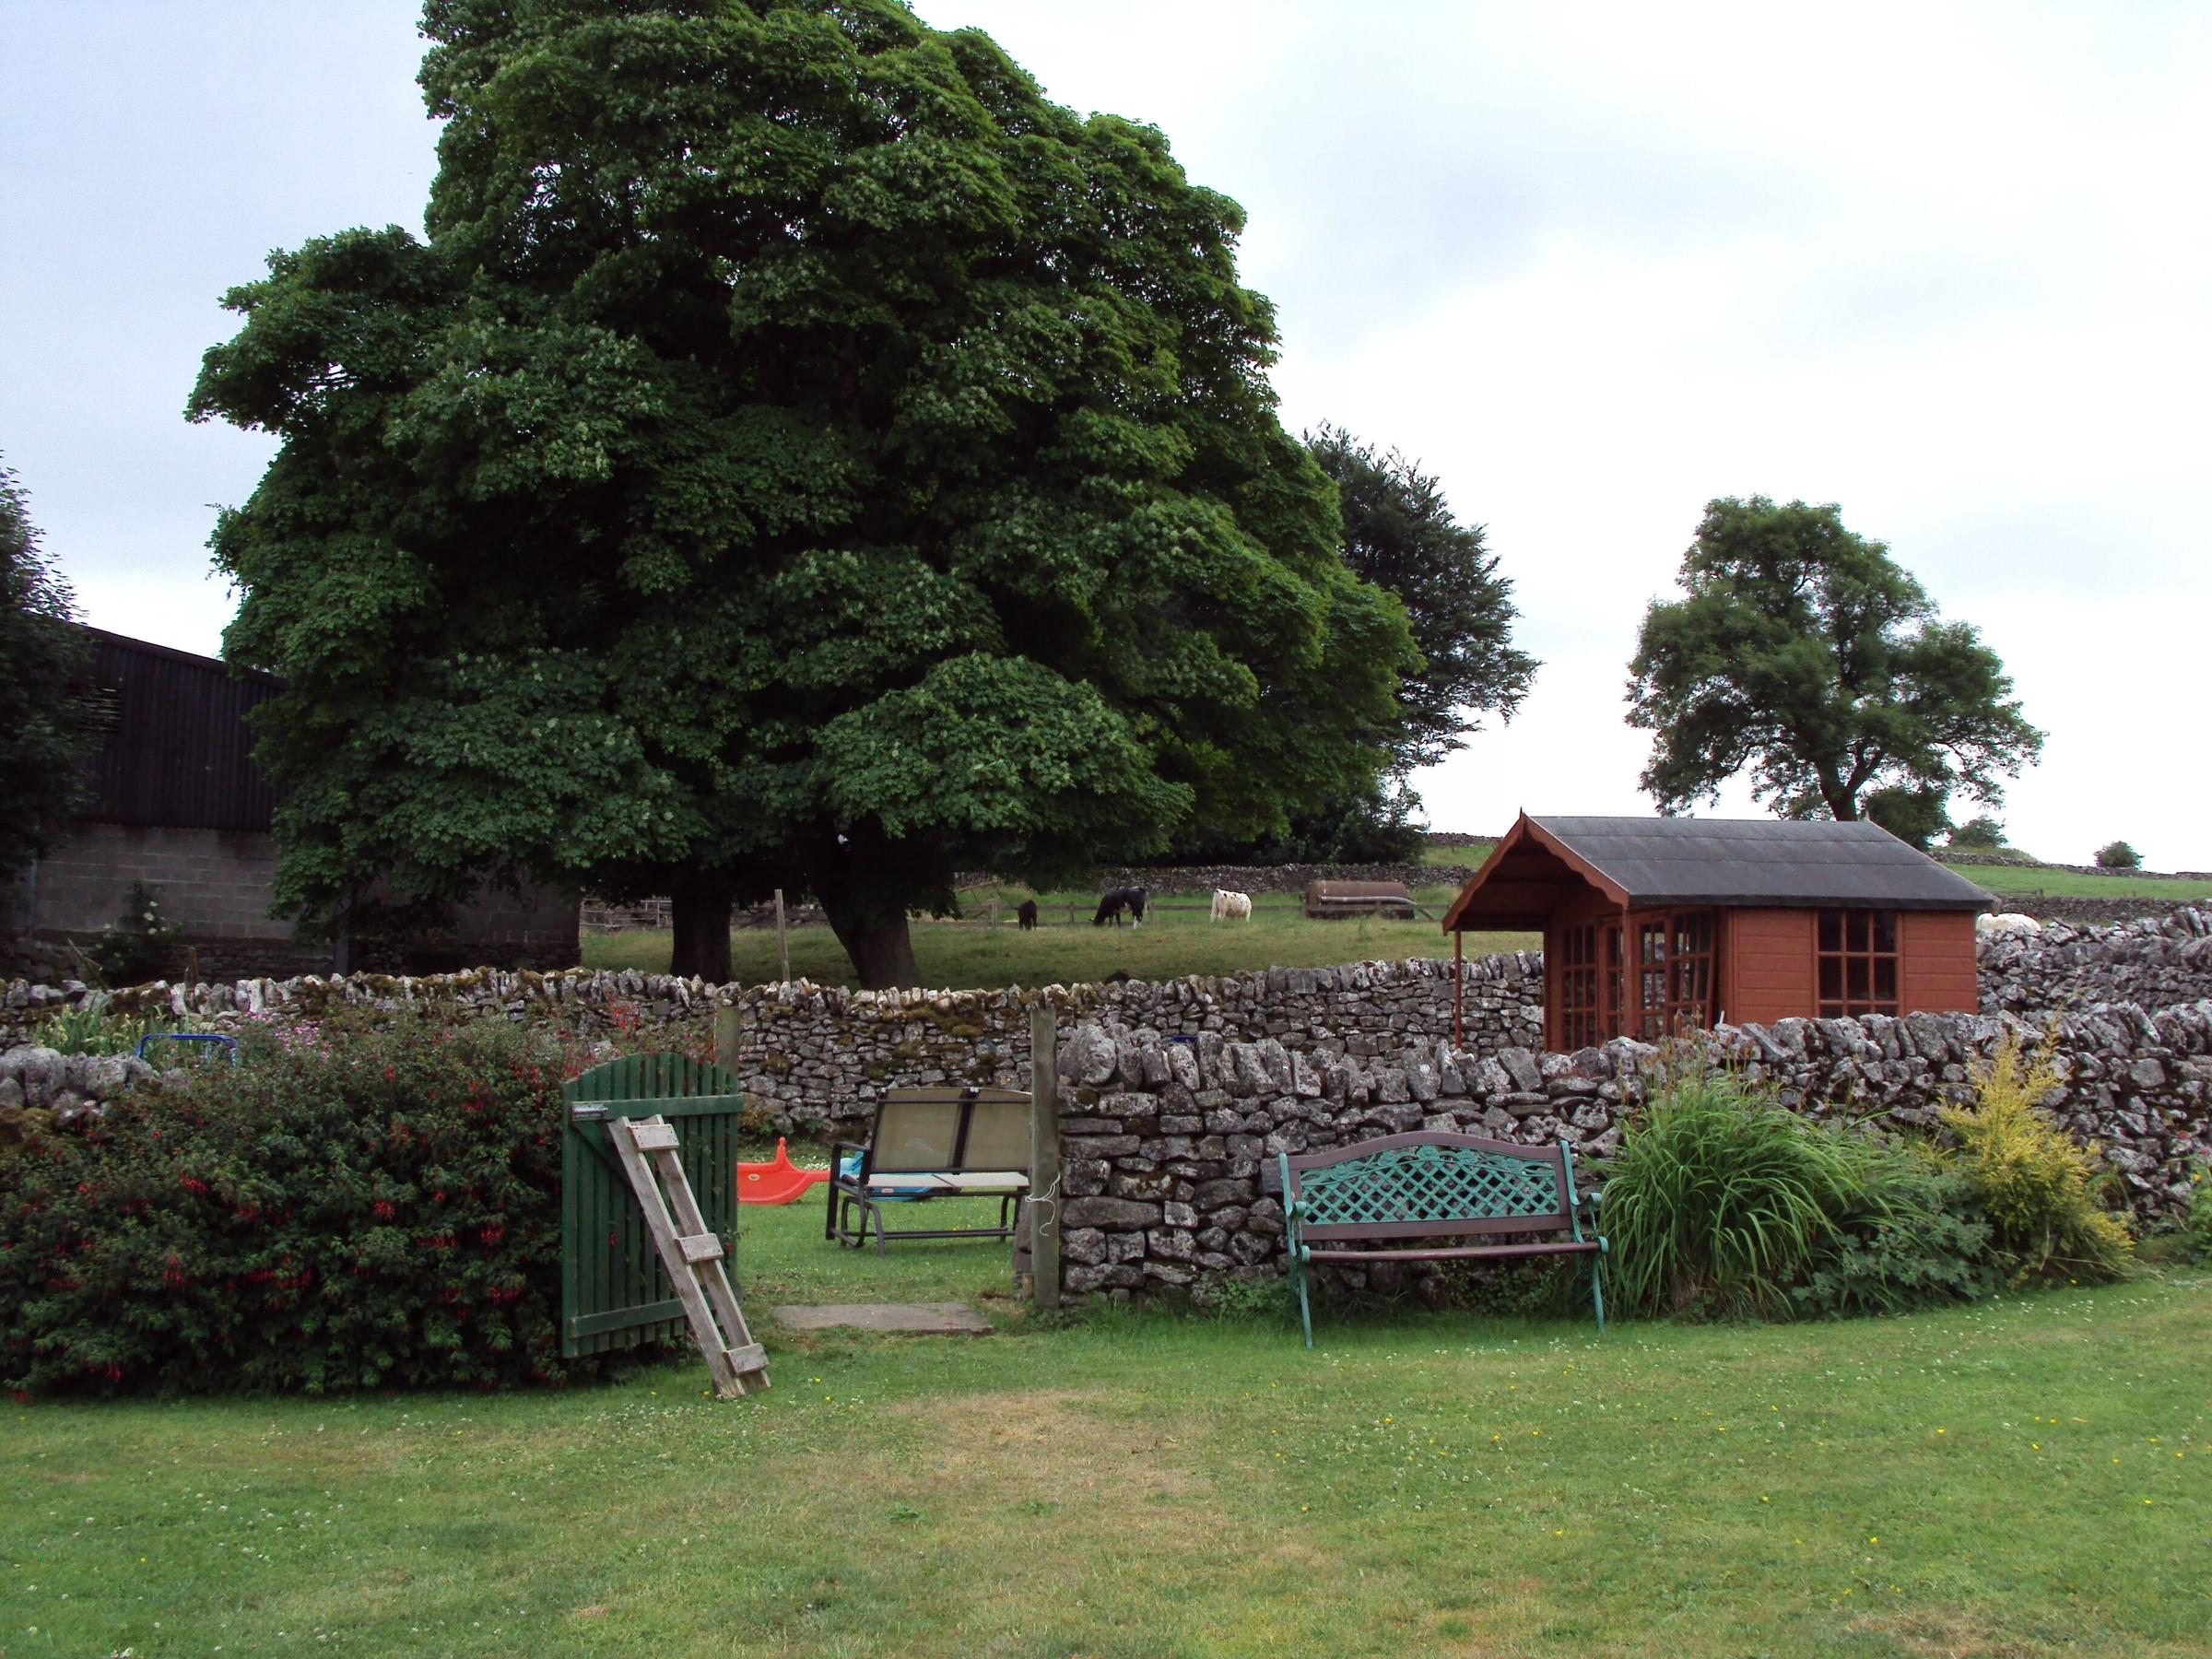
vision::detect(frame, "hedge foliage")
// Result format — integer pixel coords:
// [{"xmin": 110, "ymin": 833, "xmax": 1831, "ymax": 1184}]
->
[{"xmin": 0, "ymin": 1017, "xmax": 640, "ymax": 1394}]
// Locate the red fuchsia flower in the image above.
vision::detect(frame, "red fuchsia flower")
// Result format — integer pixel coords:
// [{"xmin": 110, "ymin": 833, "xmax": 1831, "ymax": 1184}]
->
[
  {"xmin": 478, "ymin": 1224, "xmax": 504, "ymax": 1248},
  {"xmin": 371, "ymin": 1199, "xmax": 396, "ymax": 1221},
  {"xmin": 180, "ymin": 1175, "xmax": 209, "ymax": 1196}
]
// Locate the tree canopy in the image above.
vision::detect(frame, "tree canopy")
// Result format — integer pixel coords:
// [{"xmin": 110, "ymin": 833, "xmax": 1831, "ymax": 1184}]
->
[
  {"xmin": 0, "ymin": 459, "xmax": 98, "ymax": 885},
  {"xmin": 1307, "ymin": 426, "xmax": 1535, "ymax": 774},
  {"xmin": 1626, "ymin": 497, "xmax": 2042, "ymax": 826},
  {"xmin": 1947, "ymin": 815, "xmax": 2005, "ymax": 850},
  {"xmin": 189, "ymin": 0, "xmax": 1416, "ymax": 986},
  {"xmin": 1155, "ymin": 428, "xmax": 1535, "ymax": 865}
]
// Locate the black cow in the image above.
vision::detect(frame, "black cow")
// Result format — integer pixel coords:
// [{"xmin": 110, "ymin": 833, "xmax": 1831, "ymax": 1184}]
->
[
  {"xmin": 1017, "ymin": 899, "xmax": 1039, "ymax": 931},
  {"xmin": 1092, "ymin": 886, "xmax": 1147, "ymax": 927}
]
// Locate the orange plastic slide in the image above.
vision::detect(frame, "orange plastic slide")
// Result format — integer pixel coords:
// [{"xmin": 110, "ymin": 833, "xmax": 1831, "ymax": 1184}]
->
[{"xmin": 736, "ymin": 1137, "xmax": 829, "ymax": 1205}]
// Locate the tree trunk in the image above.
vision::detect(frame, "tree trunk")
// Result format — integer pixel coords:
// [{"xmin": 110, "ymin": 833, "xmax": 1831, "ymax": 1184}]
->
[
  {"xmin": 669, "ymin": 883, "xmax": 734, "ymax": 982},
  {"xmin": 826, "ymin": 910, "xmax": 920, "ymax": 991}
]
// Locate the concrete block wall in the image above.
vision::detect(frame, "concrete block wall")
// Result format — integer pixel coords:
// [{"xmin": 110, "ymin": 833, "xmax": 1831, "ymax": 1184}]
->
[
  {"xmin": 26, "ymin": 825, "xmax": 289, "ymax": 940},
  {"xmin": 14, "ymin": 824, "xmax": 580, "ymax": 975}
]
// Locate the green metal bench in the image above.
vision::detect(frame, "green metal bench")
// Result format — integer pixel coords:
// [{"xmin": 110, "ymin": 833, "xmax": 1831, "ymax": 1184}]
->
[{"xmin": 1279, "ymin": 1131, "xmax": 1606, "ymax": 1347}]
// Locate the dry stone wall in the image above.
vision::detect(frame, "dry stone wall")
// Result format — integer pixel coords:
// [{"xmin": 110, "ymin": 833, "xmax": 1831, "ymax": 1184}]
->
[
  {"xmin": 1980, "ymin": 910, "xmax": 2212, "ymax": 1018},
  {"xmin": 1044, "ymin": 1001, "xmax": 2212, "ymax": 1301},
  {"xmin": 0, "ymin": 954, "xmax": 1541, "ymax": 1139}
]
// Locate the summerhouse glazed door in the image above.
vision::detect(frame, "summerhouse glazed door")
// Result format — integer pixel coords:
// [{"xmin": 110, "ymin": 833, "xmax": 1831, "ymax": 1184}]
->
[{"xmin": 1601, "ymin": 922, "xmax": 1624, "ymax": 1041}]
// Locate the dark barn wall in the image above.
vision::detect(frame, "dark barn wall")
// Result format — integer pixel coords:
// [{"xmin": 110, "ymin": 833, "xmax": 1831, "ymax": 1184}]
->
[
  {"xmin": 14, "ymin": 629, "xmax": 581, "ymax": 975},
  {"xmin": 31, "ymin": 824, "xmax": 290, "ymax": 941}
]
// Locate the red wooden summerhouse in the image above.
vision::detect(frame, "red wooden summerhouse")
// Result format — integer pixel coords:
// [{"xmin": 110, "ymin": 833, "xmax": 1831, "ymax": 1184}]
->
[{"xmin": 1441, "ymin": 815, "xmax": 1994, "ymax": 1052}]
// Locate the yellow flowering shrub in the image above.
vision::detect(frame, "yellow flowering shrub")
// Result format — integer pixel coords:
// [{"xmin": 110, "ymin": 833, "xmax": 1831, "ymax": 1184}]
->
[{"xmin": 1943, "ymin": 1033, "xmax": 2133, "ymax": 1284}]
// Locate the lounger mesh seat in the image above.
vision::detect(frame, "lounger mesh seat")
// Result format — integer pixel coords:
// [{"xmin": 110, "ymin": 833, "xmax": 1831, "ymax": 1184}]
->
[{"xmin": 826, "ymin": 1087, "xmax": 1030, "ymax": 1251}]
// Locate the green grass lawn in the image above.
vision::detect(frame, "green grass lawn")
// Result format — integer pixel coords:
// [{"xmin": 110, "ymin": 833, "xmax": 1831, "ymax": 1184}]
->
[
  {"xmin": 583, "ymin": 883, "xmax": 1533, "ymax": 987},
  {"xmin": 1420, "ymin": 838, "xmax": 1494, "ymax": 867},
  {"xmin": 1947, "ymin": 861, "xmax": 2212, "ymax": 900},
  {"xmin": 6, "ymin": 1194, "xmax": 2207, "ymax": 1657}
]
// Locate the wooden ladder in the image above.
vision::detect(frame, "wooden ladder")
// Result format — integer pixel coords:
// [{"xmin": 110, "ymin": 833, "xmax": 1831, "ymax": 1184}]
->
[{"xmin": 607, "ymin": 1114, "xmax": 770, "ymax": 1398}]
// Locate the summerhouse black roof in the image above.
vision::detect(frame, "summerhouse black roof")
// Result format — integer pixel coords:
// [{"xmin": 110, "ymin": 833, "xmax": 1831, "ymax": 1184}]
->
[{"xmin": 1443, "ymin": 814, "xmax": 1994, "ymax": 929}]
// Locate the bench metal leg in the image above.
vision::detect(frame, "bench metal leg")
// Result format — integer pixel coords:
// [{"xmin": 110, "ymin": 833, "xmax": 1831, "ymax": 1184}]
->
[
  {"xmin": 1590, "ymin": 1254, "xmax": 1606, "ymax": 1334},
  {"xmin": 1293, "ymin": 1252, "xmax": 1314, "ymax": 1349}
]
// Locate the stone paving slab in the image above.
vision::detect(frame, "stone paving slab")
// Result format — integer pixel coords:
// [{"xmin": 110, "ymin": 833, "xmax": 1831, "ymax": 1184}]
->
[{"xmin": 770, "ymin": 1302, "xmax": 993, "ymax": 1334}]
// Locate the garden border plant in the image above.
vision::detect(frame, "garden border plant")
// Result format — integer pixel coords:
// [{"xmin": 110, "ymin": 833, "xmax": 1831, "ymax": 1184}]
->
[
  {"xmin": 0, "ymin": 1012, "xmax": 681, "ymax": 1394},
  {"xmin": 1594, "ymin": 1032, "xmax": 2135, "ymax": 1324}
]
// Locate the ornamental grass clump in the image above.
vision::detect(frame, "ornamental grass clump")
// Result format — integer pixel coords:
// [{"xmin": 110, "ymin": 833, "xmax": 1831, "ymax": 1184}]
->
[
  {"xmin": 1942, "ymin": 1033, "xmax": 2133, "ymax": 1284},
  {"xmin": 1598, "ymin": 1071, "xmax": 1873, "ymax": 1320},
  {"xmin": 0, "ymin": 1015, "xmax": 632, "ymax": 1394}
]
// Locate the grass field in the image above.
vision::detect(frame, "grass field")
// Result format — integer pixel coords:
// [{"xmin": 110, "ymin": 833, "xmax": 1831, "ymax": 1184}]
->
[
  {"xmin": 1947, "ymin": 861, "xmax": 2212, "ymax": 900},
  {"xmin": 583, "ymin": 883, "xmax": 1533, "ymax": 986},
  {"xmin": 6, "ymin": 1197, "xmax": 2206, "ymax": 1657}
]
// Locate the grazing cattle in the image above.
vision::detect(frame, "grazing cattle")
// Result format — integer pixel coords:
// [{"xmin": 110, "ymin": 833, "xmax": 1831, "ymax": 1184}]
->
[
  {"xmin": 1092, "ymin": 886, "xmax": 1147, "ymax": 927},
  {"xmin": 1017, "ymin": 899, "xmax": 1039, "ymax": 931},
  {"xmin": 1210, "ymin": 888, "xmax": 1253, "ymax": 923}
]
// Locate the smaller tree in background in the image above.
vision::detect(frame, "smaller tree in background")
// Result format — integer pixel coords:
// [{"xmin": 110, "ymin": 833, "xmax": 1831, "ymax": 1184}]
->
[
  {"xmin": 1628, "ymin": 497, "xmax": 2044, "ymax": 824},
  {"xmin": 1863, "ymin": 782, "xmax": 1950, "ymax": 852},
  {"xmin": 0, "ymin": 459, "xmax": 100, "ymax": 887},
  {"xmin": 2095, "ymin": 840, "xmax": 2142, "ymax": 871},
  {"xmin": 1947, "ymin": 815, "xmax": 2006, "ymax": 850},
  {"xmin": 1308, "ymin": 426, "xmax": 1537, "ymax": 773}
]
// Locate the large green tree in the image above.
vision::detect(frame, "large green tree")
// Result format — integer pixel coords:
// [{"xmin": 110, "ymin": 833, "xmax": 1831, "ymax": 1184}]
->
[
  {"xmin": 1157, "ymin": 429, "xmax": 1535, "ymax": 865},
  {"xmin": 189, "ymin": 0, "xmax": 1414, "ymax": 986},
  {"xmin": 0, "ymin": 459, "xmax": 100, "ymax": 886},
  {"xmin": 1627, "ymin": 496, "xmax": 2042, "ymax": 823}
]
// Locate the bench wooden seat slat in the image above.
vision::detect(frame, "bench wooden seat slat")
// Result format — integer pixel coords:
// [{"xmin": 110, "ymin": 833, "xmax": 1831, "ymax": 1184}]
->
[
  {"xmin": 1304, "ymin": 1240, "xmax": 1603, "ymax": 1264},
  {"xmin": 1280, "ymin": 1131, "xmax": 1606, "ymax": 1347}
]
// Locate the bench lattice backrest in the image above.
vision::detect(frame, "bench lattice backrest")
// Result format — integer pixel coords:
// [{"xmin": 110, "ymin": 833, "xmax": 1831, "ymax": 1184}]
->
[{"xmin": 1285, "ymin": 1133, "xmax": 1576, "ymax": 1242}]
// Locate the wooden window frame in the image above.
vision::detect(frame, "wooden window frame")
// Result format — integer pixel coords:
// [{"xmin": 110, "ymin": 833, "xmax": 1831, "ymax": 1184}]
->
[
  {"xmin": 1631, "ymin": 907, "xmax": 1717, "ymax": 1041},
  {"xmin": 1556, "ymin": 923, "xmax": 1599, "ymax": 1050},
  {"xmin": 1816, "ymin": 908, "xmax": 1900, "ymax": 1018}
]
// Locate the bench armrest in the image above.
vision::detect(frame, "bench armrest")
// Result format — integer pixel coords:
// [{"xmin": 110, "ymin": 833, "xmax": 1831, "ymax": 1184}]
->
[{"xmin": 830, "ymin": 1141, "xmax": 869, "ymax": 1187}]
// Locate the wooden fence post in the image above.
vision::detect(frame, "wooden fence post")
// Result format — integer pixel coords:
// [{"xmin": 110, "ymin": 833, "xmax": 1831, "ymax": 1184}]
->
[
  {"xmin": 1029, "ymin": 1003, "xmax": 1062, "ymax": 1311},
  {"xmin": 773, "ymin": 888, "xmax": 789, "ymax": 984},
  {"xmin": 713, "ymin": 1006, "xmax": 741, "ymax": 1075}
]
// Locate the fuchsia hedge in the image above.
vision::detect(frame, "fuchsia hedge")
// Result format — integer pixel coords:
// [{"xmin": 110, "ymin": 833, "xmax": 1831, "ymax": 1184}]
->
[{"xmin": 0, "ymin": 1018, "xmax": 642, "ymax": 1394}]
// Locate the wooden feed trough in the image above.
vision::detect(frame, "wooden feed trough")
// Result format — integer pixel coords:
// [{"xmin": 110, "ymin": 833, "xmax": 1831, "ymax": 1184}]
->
[{"xmin": 1302, "ymin": 879, "xmax": 1416, "ymax": 920}]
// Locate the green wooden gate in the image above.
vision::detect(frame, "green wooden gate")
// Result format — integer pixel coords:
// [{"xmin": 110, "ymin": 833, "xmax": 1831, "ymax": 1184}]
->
[{"xmin": 560, "ymin": 1053, "xmax": 747, "ymax": 1359}]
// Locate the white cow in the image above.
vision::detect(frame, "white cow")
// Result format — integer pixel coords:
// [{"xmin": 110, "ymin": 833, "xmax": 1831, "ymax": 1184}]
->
[{"xmin": 1210, "ymin": 888, "xmax": 1253, "ymax": 923}]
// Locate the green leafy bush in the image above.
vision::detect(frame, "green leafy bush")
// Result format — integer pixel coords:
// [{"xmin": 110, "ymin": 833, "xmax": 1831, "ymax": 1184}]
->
[
  {"xmin": 2094, "ymin": 840, "xmax": 2142, "ymax": 870},
  {"xmin": 1791, "ymin": 1152, "xmax": 2001, "ymax": 1317},
  {"xmin": 1597, "ymin": 1072, "xmax": 1873, "ymax": 1319},
  {"xmin": 29, "ymin": 1003, "xmax": 196, "ymax": 1057},
  {"xmin": 1600, "ymin": 1071, "xmax": 2016, "ymax": 1322},
  {"xmin": 84, "ymin": 879, "xmax": 180, "ymax": 987},
  {"xmin": 0, "ymin": 1016, "xmax": 632, "ymax": 1394},
  {"xmin": 1942, "ymin": 1035, "xmax": 2132, "ymax": 1284},
  {"xmin": 2179, "ymin": 1169, "xmax": 2212, "ymax": 1265}
]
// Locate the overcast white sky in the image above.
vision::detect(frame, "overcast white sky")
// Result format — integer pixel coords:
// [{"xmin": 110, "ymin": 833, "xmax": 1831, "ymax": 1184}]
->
[{"xmin": 4, "ymin": 2, "xmax": 2208, "ymax": 866}]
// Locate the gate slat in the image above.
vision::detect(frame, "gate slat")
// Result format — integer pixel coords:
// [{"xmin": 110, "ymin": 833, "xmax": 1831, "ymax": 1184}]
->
[{"xmin": 560, "ymin": 1053, "xmax": 750, "ymax": 1358}]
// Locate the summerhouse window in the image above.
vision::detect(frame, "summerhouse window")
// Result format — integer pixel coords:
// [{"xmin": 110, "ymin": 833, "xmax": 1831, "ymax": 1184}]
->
[
  {"xmin": 1557, "ymin": 923, "xmax": 1606, "ymax": 1049},
  {"xmin": 1817, "ymin": 909, "xmax": 1900, "ymax": 1017},
  {"xmin": 1633, "ymin": 909, "xmax": 1716, "ymax": 1041}
]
